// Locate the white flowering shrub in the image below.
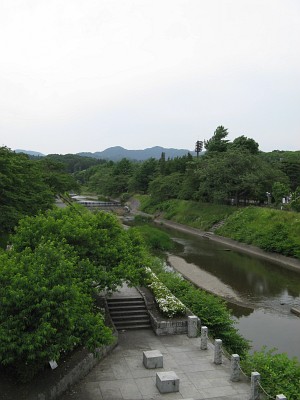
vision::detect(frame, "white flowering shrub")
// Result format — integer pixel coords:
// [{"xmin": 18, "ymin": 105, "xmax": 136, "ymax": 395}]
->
[{"xmin": 145, "ymin": 267, "xmax": 186, "ymax": 318}]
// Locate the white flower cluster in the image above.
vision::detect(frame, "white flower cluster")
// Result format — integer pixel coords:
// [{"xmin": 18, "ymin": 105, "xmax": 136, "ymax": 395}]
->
[{"xmin": 145, "ymin": 267, "xmax": 186, "ymax": 318}]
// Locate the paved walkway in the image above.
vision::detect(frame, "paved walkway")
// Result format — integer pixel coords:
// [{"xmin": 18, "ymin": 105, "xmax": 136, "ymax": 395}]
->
[
  {"xmin": 60, "ymin": 329, "xmax": 250, "ymax": 400},
  {"xmin": 60, "ymin": 286, "xmax": 250, "ymax": 400}
]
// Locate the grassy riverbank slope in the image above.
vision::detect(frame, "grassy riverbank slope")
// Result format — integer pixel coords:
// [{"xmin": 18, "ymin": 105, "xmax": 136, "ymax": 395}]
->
[{"xmin": 138, "ymin": 196, "xmax": 300, "ymax": 260}]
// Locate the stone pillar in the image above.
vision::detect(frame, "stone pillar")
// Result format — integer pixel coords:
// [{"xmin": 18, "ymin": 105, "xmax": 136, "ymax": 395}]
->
[
  {"xmin": 200, "ymin": 326, "xmax": 208, "ymax": 350},
  {"xmin": 250, "ymin": 372, "xmax": 260, "ymax": 400},
  {"xmin": 276, "ymin": 396, "xmax": 287, "ymax": 400},
  {"xmin": 230, "ymin": 354, "xmax": 240, "ymax": 382},
  {"xmin": 214, "ymin": 339, "xmax": 222, "ymax": 364},
  {"xmin": 187, "ymin": 316, "xmax": 198, "ymax": 338}
]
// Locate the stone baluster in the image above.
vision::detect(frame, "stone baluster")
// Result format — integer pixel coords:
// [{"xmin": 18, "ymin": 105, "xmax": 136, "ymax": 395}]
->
[
  {"xmin": 230, "ymin": 354, "xmax": 240, "ymax": 382},
  {"xmin": 214, "ymin": 339, "xmax": 222, "ymax": 364},
  {"xmin": 187, "ymin": 315, "xmax": 198, "ymax": 338},
  {"xmin": 250, "ymin": 371, "xmax": 260, "ymax": 400}
]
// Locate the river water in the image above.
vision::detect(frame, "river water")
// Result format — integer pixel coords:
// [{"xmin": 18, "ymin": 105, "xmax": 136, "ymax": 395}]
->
[{"xmin": 160, "ymin": 226, "xmax": 300, "ymax": 360}]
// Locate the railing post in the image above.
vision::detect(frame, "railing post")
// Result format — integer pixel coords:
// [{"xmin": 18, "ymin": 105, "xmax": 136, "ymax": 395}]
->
[
  {"xmin": 250, "ymin": 371, "xmax": 260, "ymax": 400},
  {"xmin": 276, "ymin": 395, "xmax": 287, "ymax": 400},
  {"xmin": 214, "ymin": 339, "xmax": 222, "ymax": 364},
  {"xmin": 187, "ymin": 315, "xmax": 198, "ymax": 338},
  {"xmin": 200, "ymin": 326, "xmax": 208, "ymax": 350},
  {"xmin": 230, "ymin": 354, "xmax": 240, "ymax": 382}
]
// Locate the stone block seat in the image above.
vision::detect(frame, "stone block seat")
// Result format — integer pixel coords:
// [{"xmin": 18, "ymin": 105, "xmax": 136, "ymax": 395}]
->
[
  {"xmin": 143, "ymin": 350, "xmax": 163, "ymax": 369},
  {"xmin": 156, "ymin": 371, "xmax": 179, "ymax": 393}
]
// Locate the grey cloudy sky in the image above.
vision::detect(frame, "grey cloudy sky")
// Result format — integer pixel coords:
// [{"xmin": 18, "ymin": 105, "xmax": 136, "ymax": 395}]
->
[{"xmin": 1, "ymin": 0, "xmax": 300, "ymax": 155}]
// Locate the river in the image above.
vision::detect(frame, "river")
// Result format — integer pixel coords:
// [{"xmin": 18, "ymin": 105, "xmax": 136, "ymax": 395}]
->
[{"xmin": 158, "ymin": 225, "xmax": 300, "ymax": 360}]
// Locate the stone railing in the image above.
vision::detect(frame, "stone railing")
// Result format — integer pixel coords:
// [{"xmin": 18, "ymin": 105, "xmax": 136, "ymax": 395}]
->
[{"xmin": 199, "ymin": 324, "xmax": 287, "ymax": 400}]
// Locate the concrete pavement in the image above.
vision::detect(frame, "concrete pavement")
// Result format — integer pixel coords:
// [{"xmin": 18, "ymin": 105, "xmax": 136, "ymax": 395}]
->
[{"xmin": 60, "ymin": 328, "xmax": 250, "ymax": 400}]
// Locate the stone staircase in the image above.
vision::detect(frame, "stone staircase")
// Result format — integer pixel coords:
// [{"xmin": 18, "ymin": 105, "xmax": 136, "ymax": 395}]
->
[{"xmin": 107, "ymin": 296, "xmax": 151, "ymax": 331}]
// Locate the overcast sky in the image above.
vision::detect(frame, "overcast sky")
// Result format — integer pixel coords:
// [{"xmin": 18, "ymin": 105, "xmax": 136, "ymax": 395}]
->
[{"xmin": 1, "ymin": 0, "xmax": 300, "ymax": 155}]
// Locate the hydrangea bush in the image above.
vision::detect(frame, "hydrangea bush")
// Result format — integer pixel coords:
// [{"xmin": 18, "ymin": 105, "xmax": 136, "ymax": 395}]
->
[{"xmin": 145, "ymin": 267, "xmax": 186, "ymax": 318}]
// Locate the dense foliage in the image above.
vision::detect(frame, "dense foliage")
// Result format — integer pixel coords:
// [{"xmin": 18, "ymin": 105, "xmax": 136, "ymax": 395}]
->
[
  {"xmin": 77, "ymin": 127, "xmax": 298, "ymax": 210},
  {"xmin": 241, "ymin": 348, "xmax": 300, "ymax": 400},
  {"xmin": 0, "ymin": 207, "xmax": 150, "ymax": 381},
  {"xmin": 43, "ymin": 153, "xmax": 105, "ymax": 173},
  {"xmin": 0, "ymin": 147, "xmax": 82, "ymax": 235},
  {"xmin": 0, "ymin": 147, "xmax": 54, "ymax": 233},
  {"xmin": 10, "ymin": 206, "xmax": 149, "ymax": 292},
  {"xmin": 0, "ymin": 242, "xmax": 113, "ymax": 381}
]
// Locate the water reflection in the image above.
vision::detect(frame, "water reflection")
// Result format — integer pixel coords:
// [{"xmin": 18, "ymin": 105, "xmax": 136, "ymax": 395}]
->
[
  {"xmin": 158, "ymin": 225, "xmax": 300, "ymax": 360},
  {"xmin": 167, "ymin": 229, "xmax": 300, "ymax": 312}
]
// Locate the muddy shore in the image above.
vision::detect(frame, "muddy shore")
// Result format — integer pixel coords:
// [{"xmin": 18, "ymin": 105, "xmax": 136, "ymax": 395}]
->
[{"xmin": 153, "ymin": 217, "xmax": 300, "ymax": 308}]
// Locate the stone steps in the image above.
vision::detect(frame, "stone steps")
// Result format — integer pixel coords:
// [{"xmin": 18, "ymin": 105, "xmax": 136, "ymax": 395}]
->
[{"xmin": 107, "ymin": 296, "xmax": 151, "ymax": 330}]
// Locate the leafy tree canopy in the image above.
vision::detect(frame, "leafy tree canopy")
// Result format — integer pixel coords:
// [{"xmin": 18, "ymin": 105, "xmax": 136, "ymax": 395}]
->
[
  {"xmin": 229, "ymin": 135, "xmax": 259, "ymax": 154},
  {"xmin": 0, "ymin": 147, "xmax": 54, "ymax": 233},
  {"xmin": 10, "ymin": 206, "xmax": 149, "ymax": 292},
  {"xmin": 194, "ymin": 148, "xmax": 289, "ymax": 204},
  {"xmin": 0, "ymin": 240, "xmax": 113, "ymax": 381},
  {"xmin": 37, "ymin": 158, "xmax": 80, "ymax": 195},
  {"xmin": 204, "ymin": 126, "xmax": 229, "ymax": 152},
  {"xmin": 1, "ymin": 206, "xmax": 150, "ymax": 381}
]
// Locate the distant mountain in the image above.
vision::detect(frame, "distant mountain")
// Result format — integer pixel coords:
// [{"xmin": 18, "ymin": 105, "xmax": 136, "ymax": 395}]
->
[
  {"xmin": 15, "ymin": 149, "xmax": 45, "ymax": 157},
  {"xmin": 78, "ymin": 146, "xmax": 195, "ymax": 161}
]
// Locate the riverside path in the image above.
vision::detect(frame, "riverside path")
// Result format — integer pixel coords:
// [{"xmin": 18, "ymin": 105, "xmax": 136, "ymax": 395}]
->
[{"xmin": 60, "ymin": 286, "xmax": 250, "ymax": 400}]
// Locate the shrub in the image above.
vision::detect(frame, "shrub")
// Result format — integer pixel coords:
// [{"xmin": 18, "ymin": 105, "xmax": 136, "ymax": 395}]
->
[
  {"xmin": 145, "ymin": 267, "xmax": 186, "ymax": 318},
  {"xmin": 241, "ymin": 347, "xmax": 300, "ymax": 400}
]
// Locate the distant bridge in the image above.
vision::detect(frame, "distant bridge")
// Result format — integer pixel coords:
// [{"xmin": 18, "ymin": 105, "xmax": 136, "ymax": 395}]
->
[{"xmin": 74, "ymin": 200, "xmax": 122, "ymax": 208}]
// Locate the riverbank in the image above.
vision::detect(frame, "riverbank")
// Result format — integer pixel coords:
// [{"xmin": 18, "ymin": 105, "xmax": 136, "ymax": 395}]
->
[
  {"xmin": 166, "ymin": 254, "xmax": 255, "ymax": 312},
  {"xmin": 154, "ymin": 217, "xmax": 300, "ymax": 274}
]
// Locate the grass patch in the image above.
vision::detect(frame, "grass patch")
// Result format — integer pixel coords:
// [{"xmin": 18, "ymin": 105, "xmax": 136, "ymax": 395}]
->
[
  {"xmin": 140, "ymin": 197, "xmax": 236, "ymax": 231},
  {"xmin": 217, "ymin": 207, "xmax": 300, "ymax": 259},
  {"xmin": 131, "ymin": 225, "xmax": 174, "ymax": 252}
]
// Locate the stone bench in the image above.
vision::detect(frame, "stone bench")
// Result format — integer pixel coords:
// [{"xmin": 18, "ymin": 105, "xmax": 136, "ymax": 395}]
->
[
  {"xmin": 143, "ymin": 350, "xmax": 163, "ymax": 369},
  {"xmin": 156, "ymin": 371, "xmax": 179, "ymax": 393}
]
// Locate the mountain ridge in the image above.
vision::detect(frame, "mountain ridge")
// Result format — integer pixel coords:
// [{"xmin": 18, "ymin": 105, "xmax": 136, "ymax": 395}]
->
[
  {"xmin": 77, "ymin": 146, "xmax": 195, "ymax": 161},
  {"xmin": 15, "ymin": 146, "xmax": 196, "ymax": 161}
]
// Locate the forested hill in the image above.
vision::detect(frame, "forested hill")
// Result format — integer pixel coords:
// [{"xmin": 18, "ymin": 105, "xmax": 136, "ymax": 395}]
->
[{"xmin": 78, "ymin": 146, "xmax": 196, "ymax": 161}]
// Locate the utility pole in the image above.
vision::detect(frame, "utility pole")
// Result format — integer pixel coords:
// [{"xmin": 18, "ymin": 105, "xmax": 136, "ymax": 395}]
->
[{"xmin": 195, "ymin": 140, "xmax": 203, "ymax": 158}]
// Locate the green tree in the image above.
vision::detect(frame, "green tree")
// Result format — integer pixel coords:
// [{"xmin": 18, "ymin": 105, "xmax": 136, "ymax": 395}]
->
[
  {"xmin": 37, "ymin": 158, "xmax": 79, "ymax": 194},
  {"xmin": 148, "ymin": 173, "xmax": 184, "ymax": 202},
  {"xmin": 230, "ymin": 135, "xmax": 259, "ymax": 154},
  {"xmin": 104, "ymin": 158, "xmax": 136, "ymax": 196},
  {"xmin": 290, "ymin": 187, "xmax": 300, "ymax": 212},
  {"xmin": 272, "ymin": 182, "xmax": 290, "ymax": 205},
  {"xmin": 194, "ymin": 149, "xmax": 288, "ymax": 204},
  {"xmin": 0, "ymin": 206, "xmax": 151, "ymax": 381},
  {"xmin": 10, "ymin": 206, "xmax": 149, "ymax": 291},
  {"xmin": 204, "ymin": 126, "xmax": 229, "ymax": 152},
  {"xmin": 0, "ymin": 241, "xmax": 113, "ymax": 381},
  {"xmin": 130, "ymin": 158, "xmax": 158, "ymax": 193},
  {"xmin": 0, "ymin": 147, "xmax": 54, "ymax": 233}
]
